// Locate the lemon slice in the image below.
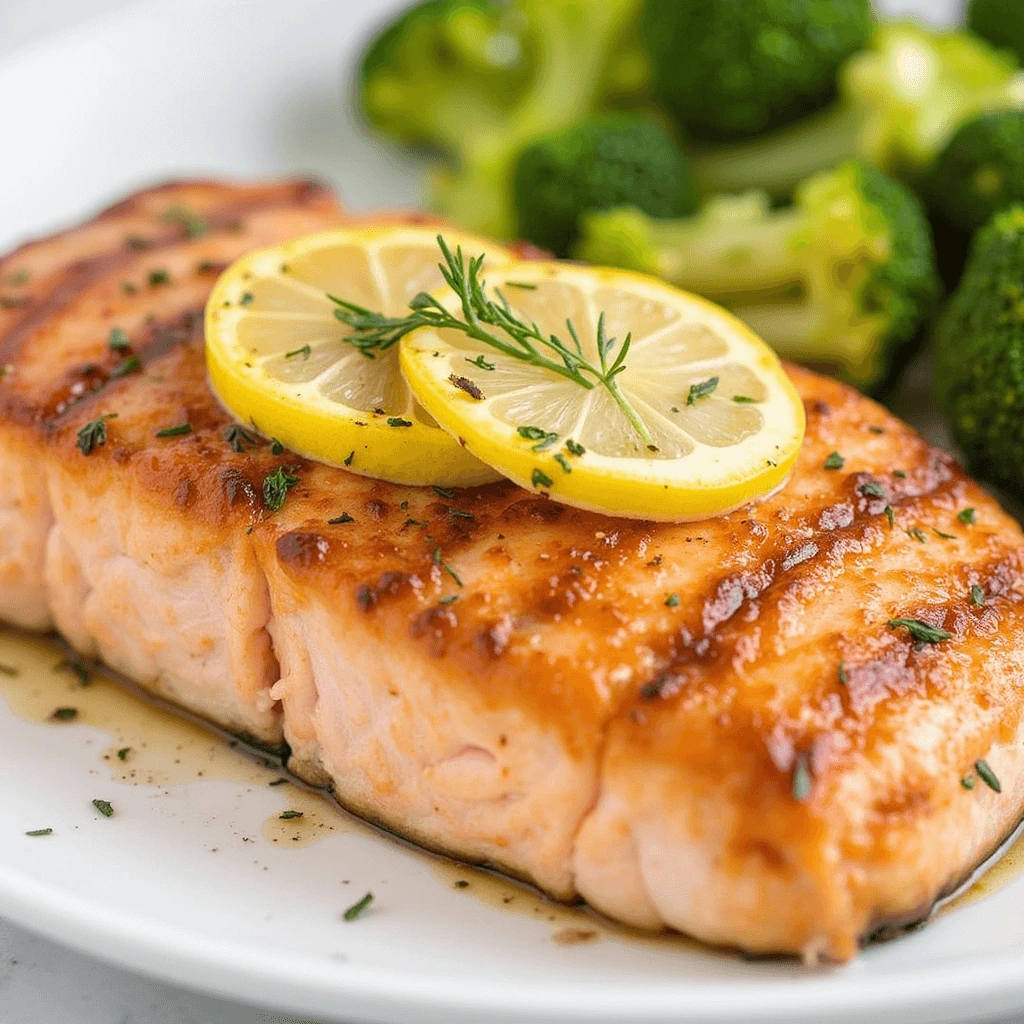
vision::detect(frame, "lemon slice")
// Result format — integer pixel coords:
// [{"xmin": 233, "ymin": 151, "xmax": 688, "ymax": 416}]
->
[
  {"xmin": 399, "ymin": 261, "xmax": 805, "ymax": 521},
  {"xmin": 205, "ymin": 225, "xmax": 512, "ymax": 485}
]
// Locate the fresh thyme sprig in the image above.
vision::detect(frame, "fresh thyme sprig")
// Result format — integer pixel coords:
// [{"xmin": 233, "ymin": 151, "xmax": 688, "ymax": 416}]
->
[{"xmin": 327, "ymin": 236, "xmax": 655, "ymax": 450}]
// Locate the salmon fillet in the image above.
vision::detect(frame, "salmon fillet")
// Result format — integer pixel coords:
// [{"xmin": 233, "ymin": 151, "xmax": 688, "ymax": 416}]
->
[{"xmin": 3, "ymin": 178, "xmax": 1024, "ymax": 961}]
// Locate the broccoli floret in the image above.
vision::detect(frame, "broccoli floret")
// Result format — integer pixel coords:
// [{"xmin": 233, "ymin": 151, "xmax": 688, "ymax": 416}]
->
[
  {"xmin": 926, "ymin": 110, "xmax": 1024, "ymax": 235},
  {"xmin": 642, "ymin": 0, "xmax": 873, "ymax": 142},
  {"xmin": 691, "ymin": 22, "xmax": 1024, "ymax": 198},
  {"xmin": 358, "ymin": 0, "xmax": 644, "ymax": 239},
  {"xmin": 968, "ymin": 0, "xmax": 1024, "ymax": 67},
  {"xmin": 935, "ymin": 205, "xmax": 1024, "ymax": 497},
  {"xmin": 575, "ymin": 162, "xmax": 939, "ymax": 391},
  {"xmin": 511, "ymin": 114, "xmax": 697, "ymax": 256}
]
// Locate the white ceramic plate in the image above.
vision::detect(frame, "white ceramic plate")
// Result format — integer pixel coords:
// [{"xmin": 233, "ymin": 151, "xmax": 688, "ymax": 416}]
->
[{"xmin": 4, "ymin": 2, "xmax": 1024, "ymax": 1022}]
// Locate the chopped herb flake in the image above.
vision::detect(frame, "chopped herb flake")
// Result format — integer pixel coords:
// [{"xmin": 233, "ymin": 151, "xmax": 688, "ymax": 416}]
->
[
  {"xmin": 279, "ymin": 810, "xmax": 304, "ymax": 820},
  {"xmin": 386, "ymin": 417, "xmax": 413, "ymax": 427},
  {"xmin": 531, "ymin": 468, "xmax": 553, "ymax": 489},
  {"xmin": 271, "ymin": 438, "xmax": 284, "ymax": 455},
  {"xmin": 432, "ymin": 486, "xmax": 456, "ymax": 499},
  {"xmin": 958, "ymin": 508, "xmax": 976, "ymax": 525},
  {"xmin": 155, "ymin": 423, "xmax": 192, "ymax": 438},
  {"xmin": 117, "ymin": 747, "xmax": 131, "ymax": 761},
  {"xmin": 517, "ymin": 425, "xmax": 558, "ymax": 451},
  {"xmin": 961, "ymin": 775, "xmax": 976, "ymax": 790},
  {"xmin": 887, "ymin": 618, "xmax": 951, "ymax": 645},
  {"xmin": 50, "ymin": 707, "xmax": 78, "ymax": 722},
  {"xmin": 448, "ymin": 374, "xmax": 484, "ymax": 400},
  {"xmin": 859, "ymin": 481, "xmax": 887, "ymax": 500},
  {"xmin": 110, "ymin": 355, "xmax": 141, "ymax": 378},
  {"xmin": 686, "ymin": 376, "xmax": 719, "ymax": 405},
  {"xmin": 732, "ymin": 395, "xmax": 755, "ymax": 403},
  {"xmin": 25, "ymin": 828, "xmax": 52, "ymax": 837},
  {"xmin": 823, "ymin": 451, "xmax": 845, "ymax": 470},
  {"xmin": 466, "ymin": 354, "xmax": 495, "ymax": 371},
  {"xmin": 55, "ymin": 657, "xmax": 90, "ymax": 684},
  {"xmin": 970, "ymin": 584, "xmax": 985, "ymax": 606},
  {"xmin": 285, "ymin": 345, "xmax": 311, "ymax": 360},
  {"xmin": 975, "ymin": 759, "xmax": 1001, "ymax": 793},
  {"xmin": 884, "ymin": 504, "xmax": 895, "ymax": 528},
  {"xmin": 343, "ymin": 892, "xmax": 374, "ymax": 921},
  {"xmin": 108, "ymin": 327, "xmax": 130, "ymax": 351},
  {"xmin": 554, "ymin": 453, "xmax": 571, "ymax": 474},
  {"xmin": 838, "ymin": 660, "xmax": 848, "ymax": 685},
  {"xmin": 504, "ymin": 280, "xmax": 537, "ymax": 290},
  {"xmin": 92, "ymin": 799, "xmax": 114, "ymax": 818},
  {"xmin": 344, "ymin": 451, "xmax": 355, "ymax": 467},
  {"xmin": 269, "ymin": 777, "xmax": 288, "ymax": 786},
  {"xmin": 932, "ymin": 527, "xmax": 956, "ymax": 540},
  {"xmin": 448, "ymin": 507, "xmax": 474, "ymax": 520},
  {"xmin": 263, "ymin": 467, "xmax": 300, "ymax": 512},
  {"xmin": 664, "ymin": 593, "xmax": 680, "ymax": 607},
  {"xmin": 76, "ymin": 414, "xmax": 117, "ymax": 456},
  {"xmin": 792, "ymin": 753, "xmax": 812, "ymax": 802},
  {"xmin": 328, "ymin": 512, "xmax": 354, "ymax": 524},
  {"xmin": 222, "ymin": 423, "xmax": 260, "ymax": 452},
  {"xmin": 163, "ymin": 205, "xmax": 209, "ymax": 238},
  {"xmin": 439, "ymin": 595, "xmax": 459, "ymax": 605},
  {"xmin": 906, "ymin": 527, "xmax": 927, "ymax": 543},
  {"xmin": 148, "ymin": 269, "xmax": 170, "ymax": 287},
  {"xmin": 565, "ymin": 439, "xmax": 585, "ymax": 456},
  {"xmin": 240, "ymin": 291, "xmax": 254, "ymax": 306}
]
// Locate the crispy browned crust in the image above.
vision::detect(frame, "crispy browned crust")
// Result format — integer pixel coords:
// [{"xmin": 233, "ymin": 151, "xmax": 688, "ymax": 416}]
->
[{"xmin": 4, "ymin": 179, "xmax": 1024, "ymax": 958}]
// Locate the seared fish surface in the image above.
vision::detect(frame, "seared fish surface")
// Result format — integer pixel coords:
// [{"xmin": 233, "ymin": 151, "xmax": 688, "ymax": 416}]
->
[{"xmin": 3, "ymin": 179, "xmax": 1024, "ymax": 961}]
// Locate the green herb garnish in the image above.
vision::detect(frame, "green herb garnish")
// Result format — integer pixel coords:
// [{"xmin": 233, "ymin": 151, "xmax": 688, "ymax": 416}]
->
[
  {"xmin": 343, "ymin": 892, "xmax": 374, "ymax": 921},
  {"xmin": 92, "ymin": 799, "xmax": 114, "ymax": 818},
  {"xmin": 328, "ymin": 513, "xmax": 354, "ymax": 524},
  {"xmin": 110, "ymin": 355, "xmax": 141, "ymax": 378},
  {"xmin": 887, "ymin": 618, "xmax": 951, "ymax": 645},
  {"xmin": 970, "ymin": 584, "xmax": 984, "ymax": 606},
  {"xmin": 386, "ymin": 417, "xmax": 412, "ymax": 427},
  {"xmin": 108, "ymin": 327, "xmax": 130, "ymax": 351},
  {"xmin": 565, "ymin": 439, "xmax": 585, "ymax": 456},
  {"xmin": 148, "ymin": 269, "xmax": 170, "ymax": 287},
  {"xmin": 466, "ymin": 354, "xmax": 495, "ymax": 371},
  {"xmin": 664, "ymin": 593, "xmax": 680, "ymax": 607},
  {"xmin": 517, "ymin": 425, "xmax": 558, "ymax": 451},
  {"xmin": 531, "ymin": 468, "xmax": 553, "ymax": 489},
  {"xmin": 838, "ymin": 660, "xmax": 848, "ymax": 685},
  {"xmin": 732, "ymin": 395, "xmax": 755, "ymax": 403},
  {"xmin": 163, "ymin": 204, "xmax": 209, "ymax": 238},
  {"xmin": 958, "ymin": 508, "xmax": 976, "ymax": 525},
  {"xmin": 50, "ymin": 707, "xmax": 78, "ymax": 722},
  {"xmin": 285, "ymin": 345, "xmax": 311, "ymax": 360},
  {"xmin": 823, "ymin": 451, "xmax": 844, "ymax": 470},
  {"xmin": 279, "ymin": 810, "xmax": 303, "ymax": 820},
  {"xmin": 222, "ymin": 423, "xmax": 260, "ymax": 452},
  {"xmin": 932, "ymin": 527, "xmax": 956, "ymax": 540},
  {"xmin": 906, "ymin": 527, "xmax": 927, "ymax": 543},
  {"xmin": 554, "ymin": 453, "xmax": 571, "ymax": 474},
  {"xmin": 76, "ymin": 414, "xmax": 117, "ymax": 456},
  {"xmin": 686, "ymin": 376, "xmax": 719, "ymax": 405},
  {"xmin": 344, "ymin": 451, "xmax": 355, "ymax": 467},
  {"xmin": 25, "ymin": 828, "xmax": 52, "ymax": 837},
  {"xmin": 961, "ymin": 775, "xmax": 976, "ymax": 790},
  {"xmin": 117, "ymin": 747, "xmax": 131, "ymax": 760},
  {"xmin": 792, "ymin": 753, "xmax": 812, "ymax": 802},
  {"xmin": 155, "ymin": 423, "xmax": 192, "ymax": 438},
  {"xmin": 328, "ymin": 237, "xmax": 654, "ymax": 448},
  {"xmin": 859, "ymin": 481, "xmax": 887, "ymax": 500},
  {"xmin": 263, "ymin": 467, "xmax": 300, "ymax": 512},
  {"xmin": 432, "ymin": 485, "xmax": 456, "ymax": 499},
  {"xmin": 975, "ymin": 759, "xmax": 1001, "ymax": 793}
]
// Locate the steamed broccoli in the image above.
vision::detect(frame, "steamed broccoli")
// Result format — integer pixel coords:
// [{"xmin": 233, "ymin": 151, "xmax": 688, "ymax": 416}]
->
[
  {"xmin": 935, "ymin": 205, "xmax": 1024, "ymax": 498},
  {"xmin": 511, "ymin": 114, "xmax": 697, "ymax": 256},
  {"xmin": 926, "ymin": 111, "xmax": 1024, "ymax": 235},
  {"xmin": 968, "ymin": 0, "xmax": 1024, "ymax": 67},
  {"xmin": 642, "ymin": 0, "xmax": 874, "ymax": 142},
  {"xmin": 358, "ymin": 0, "xmax": 645, "ymax": 239},
  {"xmin": 691, "ymin": 22, "xmax": 1024, "ymax": 199},
  {"xmin": 575, "ymin": 162, "xmax": 939, "ymax": 391}
]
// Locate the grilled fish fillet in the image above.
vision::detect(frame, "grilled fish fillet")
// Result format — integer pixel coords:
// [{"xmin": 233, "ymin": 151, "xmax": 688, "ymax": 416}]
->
[{"xmin": 3, "ymin": 179, "xmax": 1024, "ymax": 961}]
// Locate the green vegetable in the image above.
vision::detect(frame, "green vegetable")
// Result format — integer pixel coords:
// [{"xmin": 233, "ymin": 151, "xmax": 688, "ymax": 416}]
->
[
  {"xmin": 926, "ymin": 111, "xmax": 1024, "ymax": 235},
  {"xmin": 968, "ymin": 0, "xmax": 1024, "ymax": 66},
  {"xmin": 512, "ymin": 114, "xmax": 696, "ymax": 256},
  {"xmin": 358, "ymin": 0, "xmax": 645, "ymax": 238},
  {"xmin": 690, "ymin": 22, "xmax": 1024, "ymax": 199},
  {"xmin": 576, "ymin": 161, "xmax": 939, "ymax": 391},
  {"xmin": 642, "ymin": 0, "xmax": 873, "ymax": 142},
  {"xmin": 935, "ymin": 205, "xmax": 1024, "ymax": 499}
]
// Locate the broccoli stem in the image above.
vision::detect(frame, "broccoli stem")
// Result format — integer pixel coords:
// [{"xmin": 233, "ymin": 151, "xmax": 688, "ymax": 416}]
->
[
  {"xmin": 647, "ymin": 206, "xmax": 806, "ymax": 300},
  {"xmin": 690, "ymin": 104, "xmax": 863, "ymax": 199}
]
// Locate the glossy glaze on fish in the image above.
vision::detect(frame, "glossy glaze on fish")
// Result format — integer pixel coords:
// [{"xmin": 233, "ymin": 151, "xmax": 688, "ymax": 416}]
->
[{"xmin": 3, "ymin": 179, "xmax": 1024, "ymax": 960}]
